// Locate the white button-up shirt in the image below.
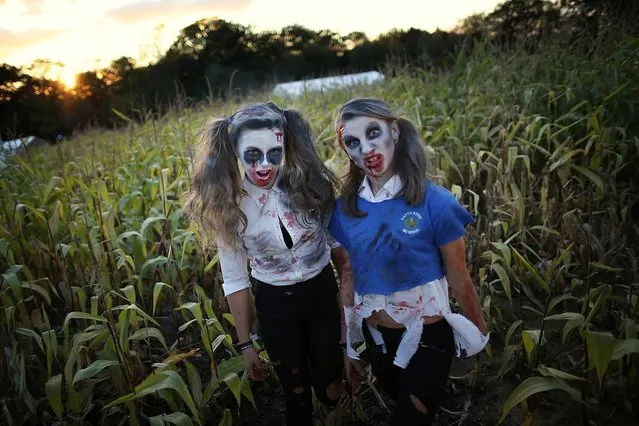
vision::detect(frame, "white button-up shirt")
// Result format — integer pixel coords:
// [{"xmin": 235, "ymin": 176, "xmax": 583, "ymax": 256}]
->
[
  {"xmin": 343, "ymin": 175, "xmax": 489, "ymax": 367},
  {"xmin": 217, "ymin": 176, "xmax": 339, "ymax": 296}
]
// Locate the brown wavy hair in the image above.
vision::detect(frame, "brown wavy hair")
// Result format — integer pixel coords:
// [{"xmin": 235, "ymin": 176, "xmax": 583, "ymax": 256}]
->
[
  {"xmin": 185, "ymin": 101, "xmax": 338, "ymax": 247},
  {"xmin": 334, "ymin": 98, "xmax": 429, "ymax": 217}
]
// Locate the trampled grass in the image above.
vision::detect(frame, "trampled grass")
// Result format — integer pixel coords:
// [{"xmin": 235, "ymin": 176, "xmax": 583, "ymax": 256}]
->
[{"xmin": 1, "ymin": 33, "xmax": 638, "ymax": 425}]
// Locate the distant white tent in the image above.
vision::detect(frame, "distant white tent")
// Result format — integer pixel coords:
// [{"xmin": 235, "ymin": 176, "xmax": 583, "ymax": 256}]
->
[
  {"xmin": 0, "ymin": 136, "xmax": 48, "ymax": 167},
  {"xmin": 272, "ymin": 71, "xmax": 384, "ymax": 97}
]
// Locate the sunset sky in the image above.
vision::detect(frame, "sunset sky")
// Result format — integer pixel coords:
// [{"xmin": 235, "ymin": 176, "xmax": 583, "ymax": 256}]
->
[{"xmin": 1, "ymin": 0, "xmax": 502, "ymax": 85}]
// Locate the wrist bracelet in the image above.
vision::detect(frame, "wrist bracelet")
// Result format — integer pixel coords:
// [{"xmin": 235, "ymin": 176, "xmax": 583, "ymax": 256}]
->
[
  {"xmin": 235, "ymin": 340, "xmax": 253, "ymax": 352},
  {"xmin": 338, "ymin": 342, "xmax": 347, "ymax": 349}
]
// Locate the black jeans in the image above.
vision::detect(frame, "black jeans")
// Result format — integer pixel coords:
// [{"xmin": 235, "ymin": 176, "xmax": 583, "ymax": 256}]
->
[
  {"xmin": 362, "ymin": 319, "xmax": 455, "ymax": 425},
  {"xmin": 254, "ymin": 264, "xmax": 343, "ymax": 426}
]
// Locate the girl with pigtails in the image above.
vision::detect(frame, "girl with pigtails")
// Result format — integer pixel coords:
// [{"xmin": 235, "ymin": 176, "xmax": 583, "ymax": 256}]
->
[
  {"xmin": 185, "ymin": 101, "xmax": 350, "ymax": 426},
  {"xmin": 329, "ymin": 98, "xmax": 490, "ymax": 425}
]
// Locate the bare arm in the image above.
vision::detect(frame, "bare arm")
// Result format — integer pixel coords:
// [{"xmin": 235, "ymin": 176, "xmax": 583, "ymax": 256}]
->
[
  {"xmin": 440, "ymin": 237, "xmax": 488, "ymax": 335},
  {"xmin": 226, "ymin": 288, "xmax": 252, "ymax": 343},
  {"xmin": 331, "ymin": 246, "xmax": 354, "ymax": 342}
]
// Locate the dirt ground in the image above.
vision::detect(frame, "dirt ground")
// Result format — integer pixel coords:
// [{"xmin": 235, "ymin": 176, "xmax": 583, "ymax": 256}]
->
[{"xmin": 238, "ymin": 346, "xmax": 638, "ymax": 426}]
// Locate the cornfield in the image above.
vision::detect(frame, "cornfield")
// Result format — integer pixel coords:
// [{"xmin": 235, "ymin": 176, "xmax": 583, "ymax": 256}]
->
[{"xmin": 1, "ymin": 34, "xmax": 638, "ymax": 425}]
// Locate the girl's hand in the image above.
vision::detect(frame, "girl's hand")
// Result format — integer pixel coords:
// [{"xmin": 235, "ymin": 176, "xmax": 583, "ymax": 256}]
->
[
  {"xmin": 344, "ymin": 353, "xmax": 366, "ymax": 385},
  {"xmin": 242, "ymin": 346, "xmax": 267, "ymax": 381}
]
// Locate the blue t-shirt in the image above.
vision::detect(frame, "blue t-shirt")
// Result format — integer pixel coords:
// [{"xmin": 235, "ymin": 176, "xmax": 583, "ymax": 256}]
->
[{"xmin": 329, "ymin": 182, "xmax": 475, "ymax": 296}]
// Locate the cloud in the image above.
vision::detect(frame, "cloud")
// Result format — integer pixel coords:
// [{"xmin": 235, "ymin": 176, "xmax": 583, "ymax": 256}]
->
[
  {"xmin": 0, "ymin": 28, "xmax": 64, "ymax": 61},
  {"xmin": 107, "ymin": 0, "xmax": 253, "ymax": 24},
  {"xmin": 22, "ymin": 0, "xmax": 46, "ymax": 13}
]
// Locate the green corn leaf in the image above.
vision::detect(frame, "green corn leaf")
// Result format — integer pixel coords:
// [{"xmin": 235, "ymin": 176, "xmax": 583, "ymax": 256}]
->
[
  {"xmin": 142, "ymin": 256, "xmax": 169, "ymax": 277},
  {"xmin": 113, "ymin": 304, "xmax": 160, "ymax": 327},
  {"xmin": 218, "ymin": 356, "xmax": 245, "ymax": 379},
  {"xmin": 570, "ymin": 165, "xmax": 604, "ymax": 194},
  {"xmin": 111, "ymin": 108, "xmax": 132, "ymax": 122},
  {"xmin": 178, "ymin": 319, "xmax": 198, "ymax": 333},
  {"xmin": 222, "ymin": 372, "xmax": 242, "ymax": 406},
  {"xmin": 211, "ymin": 334, "xmax": 226, "ymax": 354},
  {"xmin": 204, "ymin": 255, "xmax": 219, "ymax": 273},
  {"xmin": 64, "ymin": 312, "xmax": 107, "ymax": 329},
  {"xmin": 584, "ymin": 330, "xmax": 614, "ymax": 386},
  {"xmin": 150, "ymin": 416, "xmax": 166, "ymax": 426},
  {"xmin": 73, "ymin": 327, "xmax": 110, "ymax": 348},
  {"xmin": 499, "ymin": 376, "xmax": 581, "ymax": 424},
  {"xmin": 218, "ymin": 409, "xmax": 232, "ymax": 426},
  {"xmin": 222, "ymin": 313, "xmax": 236, "ymax": 327},
  {"xmin": 141, "ymin": 215, "xmax": 166, "ymax": 239},
  {"xmin": 185, "ymin": 362, "xmax": 203, "ymax": 407},
  {"xmin": 121, "ymin": 285, "xmax": 136, "ymax": 304},
  {"xmin": 45, "ymin": 374, "xmax": 64, "ymax": 419},
  {"xmin": 547, "ymin": 295, "xmax": 579, "ymax": 314},
  {"xmin": 611, "ymin": 339, "xmax": 639, "ymax": 360},
  {"xmin": 589, "ymin": 262, "xmax": 623, "ymax": 272},
  {"xmin": 161, "ymin": 413, "xmax": 194, "ymax": 426},
  {"xmin": 521, "ymin": 330, "xmax": 544, "ymax": 365},
  {"xmin": 21, "ymin": 282, "xmax": 52, "ymax": 305},
  {"xmin": 152, "ymin": 348, "xmax": 199, "ymax": 369},
  {"xmin": 491, "ymin": 263, "xmax": 511, "ymax": 302},
  {"xmin": 585, "ymin": 285, "xmax": 612, "ymax": 325},
  {"xmin": 104, "ymin": 370, "xmax": 200, "ymax": 424},
  {"xmin": 537, "ymin": 365, "xmax": 587, "ymax": 382},
  {"xmin": 499, "ymin": 344, "xmax": 518, "ymax": 380},
  {"xmin": 153, "ymin": 282, "xmax": 172, "ymax": 316},
  {"xmin": 73, "ymin": 360, "xmax": 120, "ymax": 385},
  {"xmin": 240, "ymin": 371, "xmax": 256, "ymax": 409},
  {"xmin": 176, "ymin": 302, "xmax": 203, "ymax": 323},
  {"xmin": 15, "ymin": 327, "xmax": 44, "ymax": 353},
  {"xmin": 129, "ymin": 327, "xmax": 169, "ymax": 351},
  {"xmin": 505, "ymin": 320, "xmax": 522, "ymax": 346},
  {"xmin": 42, "ymin": 330, "xmax": 58, "ymax": 377},
  {"xmin": 544, "ymin": 312, "xmax": 584, "ymax": 322},
  {"xmin": 510, "ymin": 246, "xmax": 549, "ymax": 292}
]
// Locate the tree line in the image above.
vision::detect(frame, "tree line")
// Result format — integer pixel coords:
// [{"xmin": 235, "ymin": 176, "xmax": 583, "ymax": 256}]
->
[{"xmin": 0, "ymin": 0, "xmax": 636, "ymax": 141}]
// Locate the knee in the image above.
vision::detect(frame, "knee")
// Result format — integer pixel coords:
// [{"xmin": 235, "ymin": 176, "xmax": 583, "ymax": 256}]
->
[
  {"xmin": 314, "ymin": 378, "xmax": 342, "ymax": 406},
  {"xmin": 326, "ymin": 378, "xmax": 342, "ymax": 401},
  {"xmin": 409, "ymin": 394, "xmax": 428, "ymax": 415}
]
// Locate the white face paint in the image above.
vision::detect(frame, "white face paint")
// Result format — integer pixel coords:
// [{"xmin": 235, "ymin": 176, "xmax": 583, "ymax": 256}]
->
[
  {"xmin": 340, "ymin": 116, "xmax": 397, "ymax": 179},
  {"xmin": 237, "ymin": 128, "xmax": 285, "ymax": 188}
]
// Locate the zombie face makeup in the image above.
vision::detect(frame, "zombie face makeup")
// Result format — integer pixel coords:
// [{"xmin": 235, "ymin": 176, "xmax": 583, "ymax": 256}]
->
[
  {"xmin": 340, "ymin": 116, "xmax": 398, "ymax": 179},
  {"xmin": 237, "ymin": 128, "xmax": 285, "ymax": 188}
]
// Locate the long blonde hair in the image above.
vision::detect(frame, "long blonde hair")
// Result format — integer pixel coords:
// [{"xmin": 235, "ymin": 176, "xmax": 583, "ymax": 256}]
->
[{"xmin": 185, "ymin": 101, "xmax": 338, "ymax": 247}]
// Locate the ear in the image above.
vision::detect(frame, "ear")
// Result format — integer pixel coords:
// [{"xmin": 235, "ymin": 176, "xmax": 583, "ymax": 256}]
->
[{"xmin": 390, "ymin": 120, "xmax": 400, "ymax": 143}]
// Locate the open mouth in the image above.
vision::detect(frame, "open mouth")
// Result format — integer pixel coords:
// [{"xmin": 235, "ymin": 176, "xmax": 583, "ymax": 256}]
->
[
  {"xmin": 252, "ymin": 169, "xmax": 273, "ymax": 186},
  {"xmin": 364, "ymin": 153, "xmax": 384, "ymax": 171}
]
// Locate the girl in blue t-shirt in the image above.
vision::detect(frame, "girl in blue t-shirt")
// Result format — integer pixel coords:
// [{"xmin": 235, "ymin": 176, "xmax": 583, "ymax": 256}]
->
[{"xmin": 329, "ymin": 98, "xmax": 489, "ymax": 425}]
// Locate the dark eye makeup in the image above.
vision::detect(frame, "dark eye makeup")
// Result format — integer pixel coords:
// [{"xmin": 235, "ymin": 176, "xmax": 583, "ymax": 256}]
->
[
  {"xmin": 243, "ymin": 147, "xmax": 283, "ymax": 165},
  {"xmin": 343, "ymin": 136, "xmax": 360, "ymax": 150},
  {"xmin": 366, "ymin": 123, "xmax": 382, "ymax": 139}
]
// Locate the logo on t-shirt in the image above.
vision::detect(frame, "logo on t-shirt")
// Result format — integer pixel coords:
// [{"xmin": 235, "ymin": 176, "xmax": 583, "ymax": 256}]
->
[{"xmin": 401, "ymin": 211, "xmax": 422, "ymax": 235}]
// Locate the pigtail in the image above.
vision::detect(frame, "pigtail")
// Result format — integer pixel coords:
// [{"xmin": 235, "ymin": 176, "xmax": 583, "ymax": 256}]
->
[
  {"xmin": 280, "ymin": 108, "xmax": 338, "ymax": 222},
  {"xmin": 184, "ymin": 118, "xmax": 247, "ymax": 249},
  {"xmin": 394, "ymin": 117, "xmax": 428, "ymax": 206}
]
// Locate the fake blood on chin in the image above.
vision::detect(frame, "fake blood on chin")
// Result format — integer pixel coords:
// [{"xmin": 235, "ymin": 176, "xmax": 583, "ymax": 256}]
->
[
  {"xmin": 248, "ymin": 168, "xmax": 274, "ymax": 187},
  {"xmin": 364, "ymin": 153, "xmax": 384, "ymax": 173}
]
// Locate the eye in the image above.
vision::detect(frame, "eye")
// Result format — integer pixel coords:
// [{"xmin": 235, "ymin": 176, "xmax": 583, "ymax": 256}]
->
[
  {"xmin": 367, "ymin": 128, "xmax": 381, "ymax": 139},
  {"xmin": 243, "ymin": 149, "xmax": 262, "ymax": 163},
  {"xmin": 343, "ymin": 137, "xmax": 360, "ymax": 150}
]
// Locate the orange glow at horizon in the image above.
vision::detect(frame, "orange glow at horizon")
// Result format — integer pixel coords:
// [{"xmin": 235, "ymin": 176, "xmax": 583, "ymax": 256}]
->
[{"xmin": 60, "ymin": 68, "xmax": 77, "ymax": 89}]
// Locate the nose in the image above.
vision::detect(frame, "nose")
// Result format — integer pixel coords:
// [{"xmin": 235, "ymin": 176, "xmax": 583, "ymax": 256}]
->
[
  {"xmin": 259, "ymin": 156, "xmax": 270, "ymax": 168},
  {"xmin": 361, "ymin": 140, "xmax": 375, "ymax": 155}
]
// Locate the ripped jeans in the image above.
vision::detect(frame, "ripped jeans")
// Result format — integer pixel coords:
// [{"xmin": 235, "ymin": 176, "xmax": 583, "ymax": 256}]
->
[
  {"xmin": 254, "ymin": 264, "xmax": 343, "ymax": 425},
  {"xmin": 362, "ymin": 319, "xmax": 455, "ymax": 425}
]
